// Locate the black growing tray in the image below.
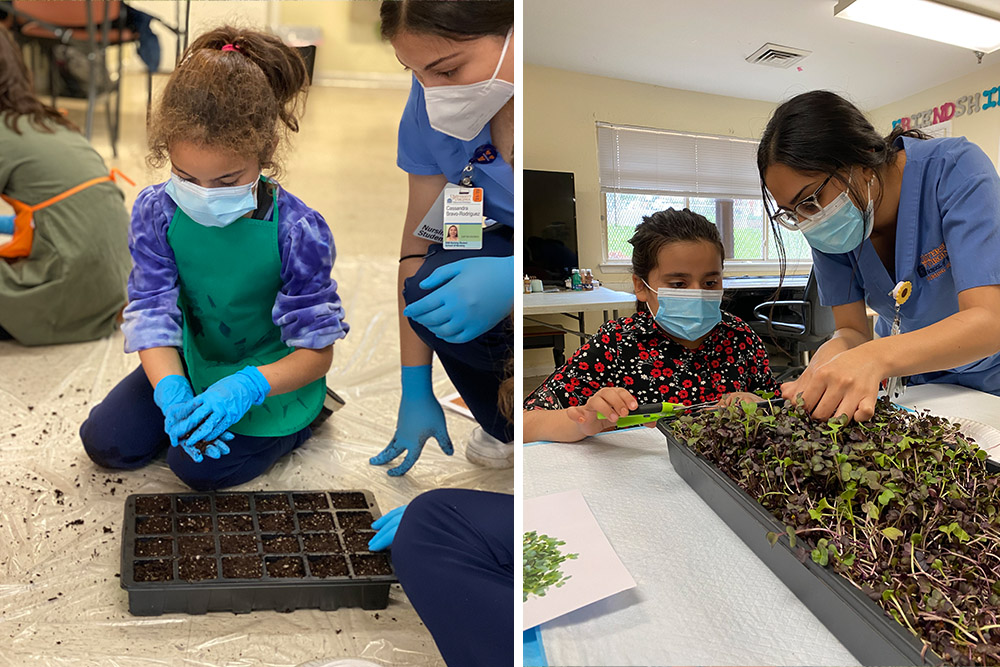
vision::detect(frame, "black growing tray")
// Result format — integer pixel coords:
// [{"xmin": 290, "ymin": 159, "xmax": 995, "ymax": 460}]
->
[
  {"xmin": 658, "ymin": 420, "xmax": 947, "ymax": 666},
  {"xmin": 121, "ymin": 490, "xmax": 396, "ymax": 616}
]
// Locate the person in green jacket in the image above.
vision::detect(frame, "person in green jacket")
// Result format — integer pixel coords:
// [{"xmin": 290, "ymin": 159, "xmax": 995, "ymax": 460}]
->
[{"xmin": 0, "ymin": 24, "xmax": 131, "ymax": 346}]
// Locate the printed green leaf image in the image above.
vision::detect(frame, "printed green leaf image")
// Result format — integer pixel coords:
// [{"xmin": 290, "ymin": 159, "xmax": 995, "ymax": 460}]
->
[{"xmin": 523, "ymin": 530, "xmax": 579, "ymax": 602}]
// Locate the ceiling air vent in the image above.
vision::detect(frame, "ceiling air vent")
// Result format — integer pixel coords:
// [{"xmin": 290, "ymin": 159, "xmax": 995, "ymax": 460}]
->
[{"xmin": 745, "ymin": 43, "xmax": 811, "ymax": 68}]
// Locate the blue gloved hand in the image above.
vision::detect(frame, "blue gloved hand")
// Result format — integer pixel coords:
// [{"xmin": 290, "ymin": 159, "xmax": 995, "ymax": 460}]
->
[
  {"xmin": 403, "ymin": 255, "xmax": 514, "ymax": 344},
  {"xmin": 170, "ymin": 366, "xmax": 270, "ymax": 451},
  {"xmin": 0, "ymin": 215, "xmax": 14, "ymax": 235},
  {"xmin": 368, "ymin": 504, "xmax": 407, "ymax": 551},
  {"xmin": 153, "ymin": 374, "xmax": 233, "ymax": 463},
  {"xmin": 370, "ymin": 365, "xmax": 453, "ymax": 476}
]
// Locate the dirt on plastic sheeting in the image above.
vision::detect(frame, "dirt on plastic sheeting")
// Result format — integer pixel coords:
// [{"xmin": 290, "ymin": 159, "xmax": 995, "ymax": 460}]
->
[{"xmin": 0, "ymin": 256, "xmax": 514, "ymax": 667}]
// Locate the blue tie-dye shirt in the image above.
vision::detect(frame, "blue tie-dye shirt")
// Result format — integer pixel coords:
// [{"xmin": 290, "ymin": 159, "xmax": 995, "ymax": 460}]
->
[{"xmin": 121, "ymin": 180, "xmax": 348, "ymax": 354}]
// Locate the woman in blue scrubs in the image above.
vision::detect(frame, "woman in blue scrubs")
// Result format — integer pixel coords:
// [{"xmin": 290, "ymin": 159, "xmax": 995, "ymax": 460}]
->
[
  {"xmin": 759, "ymin": 90, "xmax": 1000, "ymax": 422},
  {"xmin": 370, "ymin": 0, "xmax": 515, "ymax": 477},
  {"xmin": 364, "ymin": 4, "xmax": 514, "ymax": 667}
]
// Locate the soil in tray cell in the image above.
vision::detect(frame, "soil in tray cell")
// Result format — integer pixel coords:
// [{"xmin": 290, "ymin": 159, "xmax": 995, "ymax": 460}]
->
[
  {"xmin": 308, "ymin": 554, "xmax": 349, "ymax": 578},
  {"xmin": 297, "ymin": 512, "xmax": 335, "ymax": 531},
  {"xmin": 257, "ymin": 512, "xmax": 295, "ymax": 533},
  {"xmin": 179, "ymin": 556, "xmax": 218, "ymax": 581},
  {"xmin": 136, "ymin": 515, "xmax": 172, "ymax": 535},
  {"xmin": 134, "ymin": 537, "xmax": 173, "ymax": 557},
  {"xmin": 266, "ymin": 556, "xmax": 305, "ymax": 578},
  {"xmin": 178, "ymin": 535, "xmax": 215, "ymax": 556},
  {"xmin": 292, "ymin": 492, "xmax": 329, "ymax": 510},
  {"xmin": 330, "ymin": 492, "xmax": 368, "ymax": 510},
  {"xmin": 215, "ymin": 494, "xmax": 251, "ymax": 512},
  {"xmin": 134, "ymin": 559, "xmax": 173, "ymax": 582},
  {"xmin": 302, "ymin": 532, "xmax": 343, "ymax": 553},
  {"xmin": 176, "ymin": 496, "xmax": 211, "ymax": 514},
  {"xmin": 262, "ymin": 534, "xmax": 300, "ymax": 554},
  {"xmin": 135, "ymin": 495, "xmax": 171, "ymax": 514},
  {"xmin": 220, "ymin": 534, "xmax": 257, "ymax": 554},
  {"xmin": 217, "ymin": 514, "xmax": 254, "ymax": 532},
  {"xmin": 343, "ymin": 530, "xmax": 376, "ymax": 553},
  {"xmin": 175, "ymin": 515, "xmax": 213, "ymax": 533},
  {"xmin": 254, "ymin": 493, "xmax": 290, "ymax": 511},
  {"xmin": 337, "ymin": 511, "xmax": 374, "ymax": 531},
  {"xmin": 222, "ymin": 556, "xmax": 263, "ymax": 579},
  {"xmin": 350, "ymin": 553, "xmax": 393, "ymax": 577}
]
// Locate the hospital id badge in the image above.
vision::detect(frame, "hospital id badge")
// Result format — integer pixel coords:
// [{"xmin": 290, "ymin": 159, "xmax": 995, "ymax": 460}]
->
[{"xmin": 442, "ymin": 185, "xmax": 484, "ymax": 250}]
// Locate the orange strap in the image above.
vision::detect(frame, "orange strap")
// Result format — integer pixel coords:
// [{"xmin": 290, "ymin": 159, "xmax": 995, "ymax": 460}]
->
[{"xmin": 0, "ymin": 168, "xmax": 133, "ymax": 259}]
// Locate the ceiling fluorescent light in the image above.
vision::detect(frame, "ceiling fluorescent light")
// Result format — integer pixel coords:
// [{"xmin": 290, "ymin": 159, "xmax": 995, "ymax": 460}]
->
[{"xmin": 835, "ymin": 0, "xmax": 1000, "ymax": 53}]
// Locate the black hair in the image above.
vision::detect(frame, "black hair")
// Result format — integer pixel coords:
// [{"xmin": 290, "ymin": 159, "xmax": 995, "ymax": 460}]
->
[
  {"xmin": 629, "ymin": 208, "xmax": 724, "ymax": 282},
  {"xmin": 380, "ymin": 0, "xmax": 513, "ymax": 41},
  {"xmin": 757, "ymin": 90, "xmax": 928, "ymax": 269}
]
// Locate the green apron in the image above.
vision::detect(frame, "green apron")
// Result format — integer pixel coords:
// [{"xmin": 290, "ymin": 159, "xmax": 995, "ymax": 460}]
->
[{"xmin": 166, "ymin": 181, "xmax": 325, "ymax": 437}]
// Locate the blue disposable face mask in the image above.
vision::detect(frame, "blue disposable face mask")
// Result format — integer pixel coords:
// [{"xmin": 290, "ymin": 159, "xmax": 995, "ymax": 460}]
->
[
  {"xmin": 165, "ymin": 172, "xmax": 259, "ymax": 228},
  {"xmin": 642, "ymin": 279, "xmax": 723, "ymax": 341},
  {"xmin": 796, "ymin": 172, "xmax": 874, "ymax": 255}
]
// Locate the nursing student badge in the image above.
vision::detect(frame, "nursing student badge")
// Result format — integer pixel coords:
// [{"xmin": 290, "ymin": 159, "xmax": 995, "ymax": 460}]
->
[{"xmin": 442, "ymin": 185, "xmax": 484, "ymax": 250}]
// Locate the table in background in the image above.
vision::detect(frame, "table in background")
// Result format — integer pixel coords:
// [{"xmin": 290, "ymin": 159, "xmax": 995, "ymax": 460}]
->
[
  {"xmin": 523, "ymin": 286, "xmax": 636, "ymax": 342},
  {"xmin": 524, "ymin": 384, "xmax": 999, "ymax": 665}
]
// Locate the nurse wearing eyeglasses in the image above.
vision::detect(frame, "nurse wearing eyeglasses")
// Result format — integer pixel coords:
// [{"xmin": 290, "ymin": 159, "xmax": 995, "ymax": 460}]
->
[{"xmin": 758, "ymin": 90, "xmax": 1000, "ymax": 422}]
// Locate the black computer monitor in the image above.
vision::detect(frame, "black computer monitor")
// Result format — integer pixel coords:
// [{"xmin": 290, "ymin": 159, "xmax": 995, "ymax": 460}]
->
[{"xmin": 524, "ymin": 170, "xmax": 579, "ymax": 285}]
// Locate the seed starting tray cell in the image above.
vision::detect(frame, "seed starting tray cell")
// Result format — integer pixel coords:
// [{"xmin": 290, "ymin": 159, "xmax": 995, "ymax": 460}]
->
[{"xmin": 122, "ymin": 490, "xmax": 395, "ymax": 616}]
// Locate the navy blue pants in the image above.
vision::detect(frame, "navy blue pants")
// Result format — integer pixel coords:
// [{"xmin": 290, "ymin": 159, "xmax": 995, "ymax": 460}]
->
[
  {"xmin": 403, "ymin": 226, "xmax": 514, "ymax": 443},
  {"xmin": 80, "ymin": 366, "xmax": 311, "ymax": 491},
  {"xmin": 392, "ymin": 488, "xmax": 514, "ymax": 667}
]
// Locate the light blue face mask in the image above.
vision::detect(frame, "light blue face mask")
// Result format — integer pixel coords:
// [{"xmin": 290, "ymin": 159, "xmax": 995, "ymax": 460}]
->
[
  {"xmin": 165, "ymin": 172, "xmax": 260, "ymax": 228},
  {"xmin": 643, "ymin": 280, "xmax": 723, "ymax": 341},
  {"xmin": 796, "ymin": 172, "xmax": 874, "ymax": 255}
]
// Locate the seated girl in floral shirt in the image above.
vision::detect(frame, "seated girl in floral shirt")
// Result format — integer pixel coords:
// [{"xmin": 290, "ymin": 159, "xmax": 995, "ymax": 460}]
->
[{"xmin": 523, "ymin": 207, "xmax": 778, "ymax": 442}]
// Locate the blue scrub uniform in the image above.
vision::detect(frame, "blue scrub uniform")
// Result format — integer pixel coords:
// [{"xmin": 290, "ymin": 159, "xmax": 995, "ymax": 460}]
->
[
  {"xmin": 813, "ymin": 135, "xmax": 1000, "ymax": 393},
  {"xmin": 398, "ymin": 76, "xmax": 514, "ymax": 443}
]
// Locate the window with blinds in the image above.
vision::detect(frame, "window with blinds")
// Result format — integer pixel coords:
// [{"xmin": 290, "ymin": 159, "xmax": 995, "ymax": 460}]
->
[{"xmin": 596, "ymin": 122, "xmax": 811, "ymax": 266}]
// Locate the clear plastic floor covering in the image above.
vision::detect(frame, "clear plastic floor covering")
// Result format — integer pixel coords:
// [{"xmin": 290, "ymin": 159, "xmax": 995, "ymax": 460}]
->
[{"xmin": 0, "ymin": 255, "xmax": 514, "ymax": 666}]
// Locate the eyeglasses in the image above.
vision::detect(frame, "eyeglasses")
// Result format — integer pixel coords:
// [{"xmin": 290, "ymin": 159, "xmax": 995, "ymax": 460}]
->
[{"xmin": 770, "ymin": 173, "xmax": 836, "ymax": 229}]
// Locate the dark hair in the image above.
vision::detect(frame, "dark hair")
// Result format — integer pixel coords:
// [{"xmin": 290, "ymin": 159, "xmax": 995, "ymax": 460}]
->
[
  {"xmin": 0, "ymin": 24, "xmax": 78, "ymax": 134},
  {"xmin": 148, "ymin": 26, "xmax": 308, "ymax": 177},
  {"xmin": 629, "ymin": 208, "xmax": 724, "ymax": 282},
  {"xmin": 380, "ymin": 0, "xmax": 514, "ymax": 41},
  {"xmin": 757, "ymin": 90, "xmax": 928, "ymax": 267}
]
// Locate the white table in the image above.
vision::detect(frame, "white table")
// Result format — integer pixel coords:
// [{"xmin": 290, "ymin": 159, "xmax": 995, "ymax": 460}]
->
[
  {"xmin": 524, "ymin": 384, "xmax": 999, "ymax": 665},
  {"xmin": 523, "ymin": 287, "xmax": 636, "ymax": 341}
]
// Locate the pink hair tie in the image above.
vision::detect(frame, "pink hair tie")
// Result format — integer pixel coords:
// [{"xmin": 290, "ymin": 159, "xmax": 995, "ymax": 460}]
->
[{"xmin": 221, "ymin": 44, "xmax": 240, "ymax": 52}]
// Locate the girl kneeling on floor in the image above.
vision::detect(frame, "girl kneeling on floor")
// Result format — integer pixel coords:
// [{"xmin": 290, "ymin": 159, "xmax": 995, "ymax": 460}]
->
[
  {"xmin": 523, "ymin": 207, "xmax": 777, "ymax": 443},
  {"xmin": 80, "ymin": 27, "xmax": 347, "ymax": 490}
]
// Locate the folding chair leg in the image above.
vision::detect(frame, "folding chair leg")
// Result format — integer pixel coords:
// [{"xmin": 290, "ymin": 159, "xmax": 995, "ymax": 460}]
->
[{"xmin": 48, "ymin": 46, "xmax": 57, "ymax": 107}]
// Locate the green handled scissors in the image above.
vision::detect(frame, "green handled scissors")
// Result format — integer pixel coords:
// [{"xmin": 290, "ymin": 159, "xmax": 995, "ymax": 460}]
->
[{"xmin": 596, "ymin": 401, "xmax": 716, "ymax": 428}]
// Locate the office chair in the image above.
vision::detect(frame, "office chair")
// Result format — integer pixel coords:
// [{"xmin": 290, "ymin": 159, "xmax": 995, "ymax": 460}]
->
[{"xmin": 750, "ymin": 270, "xmax": 835, "ymax": 382}]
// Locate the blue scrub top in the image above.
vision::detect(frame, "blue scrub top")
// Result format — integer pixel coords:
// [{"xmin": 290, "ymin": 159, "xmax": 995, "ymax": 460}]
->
[
  {"xmin": 812, "ymin": 135, "xmax": 1000, "ymax": 394},
  {"xmin": 396, "ymin": 76, "xmax": 514, "ymax": 227}
]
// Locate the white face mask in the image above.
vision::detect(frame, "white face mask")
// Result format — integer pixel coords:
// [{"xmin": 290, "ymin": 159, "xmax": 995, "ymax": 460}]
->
[{"xmin": 422, "ymin": 28, "xmax": 514, "ymax": 142}]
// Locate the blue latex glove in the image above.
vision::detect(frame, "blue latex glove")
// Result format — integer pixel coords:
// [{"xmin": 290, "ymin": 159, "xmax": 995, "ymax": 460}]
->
[
  {"xmin": 370, "ymin": 365, "xmax": 453, "ymax": 476},
  {"xmin": 153, "ymin": 375, "xmax": 233, "ymax": 463},
  {"xmin": 0, "ymin": 215, "xmax": 13, "ymax": 235},
  {"xmin": 171, "ymin": 366, "xmax": 270, "ymax": 450},
  {"xmin": 368, "ymin": 504, "xmax": 407, "ymax": 551},
  {"xmin": 403, "ymin": 255, "xmax": 514, "ymax": 344}
]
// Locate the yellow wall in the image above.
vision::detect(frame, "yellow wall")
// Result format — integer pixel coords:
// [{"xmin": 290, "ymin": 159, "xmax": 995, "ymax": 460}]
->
[
  {"xmin": 870, "ymin": 59, "xmax": 1000, "ymax": 169},
  {"xmin": 278, "ymin": 1, "xmax": 402, "ymax": 77},
  {"xmin": 523, "ymin": 65, "xmax": 779, "ymax": 375}
]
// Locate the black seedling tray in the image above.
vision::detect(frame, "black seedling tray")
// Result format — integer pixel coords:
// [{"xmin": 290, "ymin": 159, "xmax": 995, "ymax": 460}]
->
[
  {"xmin": 121, "ymin": 490, "xmax": 396, "ymax": 616},
  {"xmin": 658, "ymin": 420, "xmax": 947, "ymax": 666}
]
